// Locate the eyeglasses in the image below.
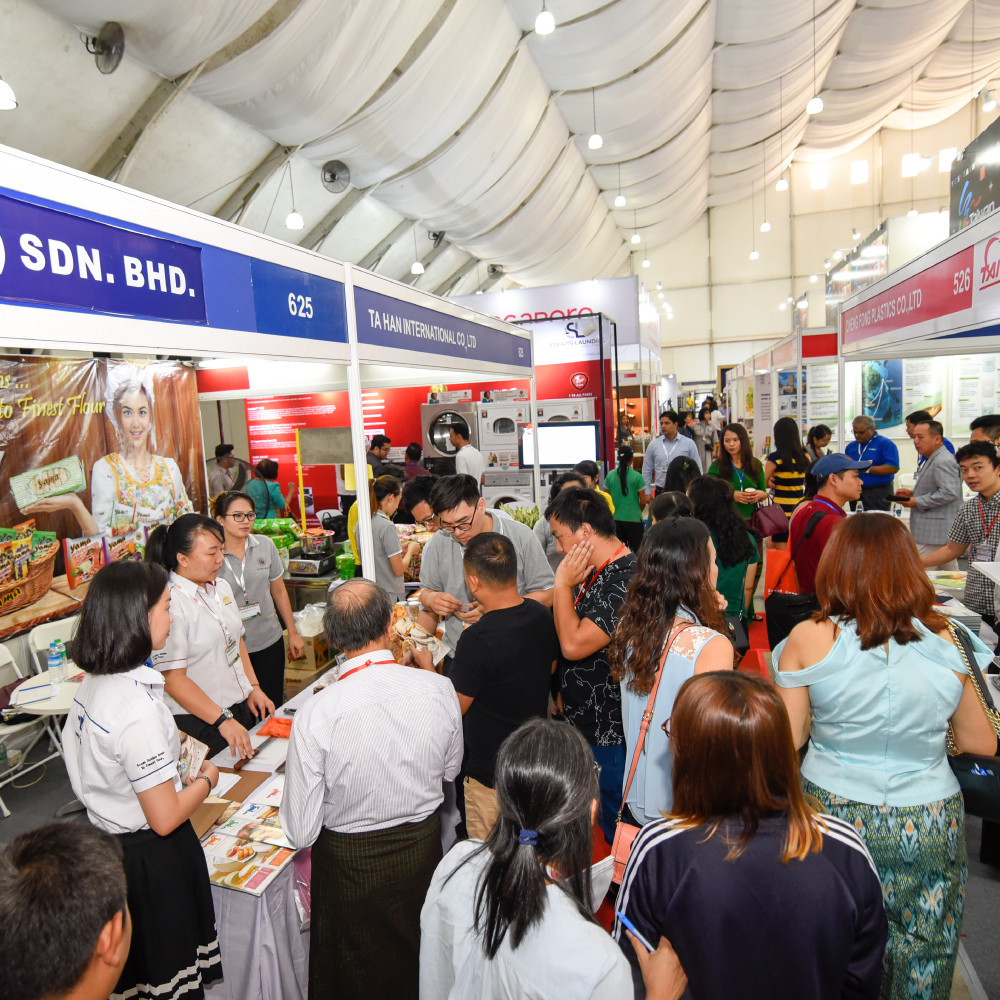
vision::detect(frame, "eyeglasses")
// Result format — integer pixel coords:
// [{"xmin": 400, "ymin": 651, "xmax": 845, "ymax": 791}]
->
[
  {"xmin": 438, "ymin": 508, "xmax": 478, "ymax": 535},
  {"xmin": 222, "ymin": 512, "xmax": 256, "ymax": 523},
  {"xmin": 415, "ymin": 514, "xmax": 438, "ymax": 528}
]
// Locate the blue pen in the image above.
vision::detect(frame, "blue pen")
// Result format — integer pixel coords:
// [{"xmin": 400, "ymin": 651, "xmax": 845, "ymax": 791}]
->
[{"xmin": 616, "ymin": 911, "xmax": 655, "ymax": 953}]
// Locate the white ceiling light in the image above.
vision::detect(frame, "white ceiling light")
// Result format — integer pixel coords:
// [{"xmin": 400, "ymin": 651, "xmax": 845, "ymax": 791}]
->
[
  {"xmin": 631, "ymin": 232, "xmax": 641, "ymax": 244},
  {"xmin": 807, "ymin": 96, "xmax": 824, "ymax": 115},
  {"xmin": 832, "ymin": 250, "xmax": 843, "ymax": 261},
  {"xmin": 850, "ymin": 160, "xmax": 868, "ymax": 185},
  {"xmin": 534, "ymin": 2, "xmax": 555, "ymax": 35},
  {"xmin": 760, "ymin": 220, "xmax": 771, "ymax": 233},
  {"xmin": 823, "ymin": 258, "xmax": 832, "ymax": 269},
  {"xmin": 907, "ymin": 208, "xmax": 919, "ymax": 217},
  {"xmin": 0, "ymin": 76, "xmax": 16, "ymax": 111},
  {"xmin": 614, "ymin": 163, "xmax": 626, "ymax": 207},
  {"xmin": 656, "ymin": 281, "xmax": 662, "ymax": 291},
  {"xmin": 410, "ymin": 228, "xmax": 424, "ymax": 274},
  {"xmin": 775, "ymin": 177, "xmax": 789, "ymax": 192},
  {"xmin": 779, "ymin": 301, "xmax": 787, "ymax": 310},
  {"xmin": 749, "ymin": 249, "xmax": 759, "ymax": 261},
  {"xmin": 939, "ymin": 148, "xmax": 958, "ymax": 172},
  {"xmin": 810, "ymin": 274, "xmax": 818, "ymax": 283},
  {"xmin": 641, "ymin": 254, "xmax": 651, "ymax": 268},
  {"xmin": 587, "ymin": 89, "xmax": 603, "ymax": 150},
  {"xmin": 631, "ymin": 210, "xmax": 640, "ymax": 243},
  {"xmin": 284, "ymin": 161, "xmax": 304, "ymax": 230},
  {"xmin": 810, "ymin": 165, "xmax": 828, "ymax": 190},
  {"xmin": 984, "ymin": 88, "xmax": 998, "ymax": 112},
  {"xmin": 851, "ymin": 227, "xmax": 861, "ymax": 240}
]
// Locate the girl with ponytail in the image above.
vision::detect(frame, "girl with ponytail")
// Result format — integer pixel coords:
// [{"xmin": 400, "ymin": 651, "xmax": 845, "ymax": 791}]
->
[
  {"xmin": 420, "ymin": 719, "xmax": 683, "ymax": 998},
  {"xmin": 603, "ymin": 446, "xmax": 648, "ymax": 552}
]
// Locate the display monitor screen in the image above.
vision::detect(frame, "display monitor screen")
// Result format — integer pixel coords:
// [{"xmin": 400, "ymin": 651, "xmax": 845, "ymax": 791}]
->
[{"xmin": 519, "ymin": 421, "xmax": 600, "ymax": 469}]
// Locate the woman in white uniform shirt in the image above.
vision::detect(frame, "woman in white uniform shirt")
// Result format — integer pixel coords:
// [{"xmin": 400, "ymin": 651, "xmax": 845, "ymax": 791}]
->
[
  {"xmin": 146, "ymin": 513, "xmax": 274, "ymax": 759},
  {"xmin": 213, "ymin": 490, "xmax": 302, "ymax": 707},
  {"xmin": 419, "ymin": 718, "xmax": 682, "ymax": 1000},
  {"xmin": 63, "ymin": 560, "xmax": 223, "ymax": 1000}
]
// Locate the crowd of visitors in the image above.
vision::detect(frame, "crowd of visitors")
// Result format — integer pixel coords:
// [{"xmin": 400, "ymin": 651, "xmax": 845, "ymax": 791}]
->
[{"xmin": 9, "ymin": 408, "xmax": 1000, "ymax": 1000}]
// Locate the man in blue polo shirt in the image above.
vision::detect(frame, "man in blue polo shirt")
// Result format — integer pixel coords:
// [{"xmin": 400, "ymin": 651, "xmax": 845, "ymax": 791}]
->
[{"xmin": 846, "ymin": 415, "xmax": 899, "ymax": 510}]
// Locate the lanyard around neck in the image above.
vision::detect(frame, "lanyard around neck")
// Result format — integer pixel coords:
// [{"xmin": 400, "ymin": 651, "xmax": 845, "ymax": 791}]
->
[
  {"xmin": 339, "ymin": 657, "xmax": 395, "ymax": 680},
  {"xmin": 574, "ymin": 545, "xmax": 627, "ymax": 608}
]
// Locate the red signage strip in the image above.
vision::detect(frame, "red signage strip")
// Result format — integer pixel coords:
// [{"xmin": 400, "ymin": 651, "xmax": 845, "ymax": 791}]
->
[
  {"xmin": 841, "ymin": 247, "xmax": 974, "ymax": 346},
  {"xmin": 802, "ymin": 332, "xmax": 837, "ymax": 358}
]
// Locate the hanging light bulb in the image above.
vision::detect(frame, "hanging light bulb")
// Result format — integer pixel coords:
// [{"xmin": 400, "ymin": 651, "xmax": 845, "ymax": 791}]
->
[
  {"xmin": 852, "ymin": 227, "xmax": 861, "ymax": 240},
  {"xmin": 641, "ymin": 255, "xmax": 651, "ymax": 268},
  {"xmin": 656, "ymin": 281, "xmax": 663, "ymax": 290},
  {"xmin": 588, "ymin": 89, "xmax": 603, "ymax": 149},
  {"xmin": 410, "ymin": 227, "xmax": 425, "ymax": 275},
  {"xmin": 0, "ymin": 76, "xmax": 16, "ymax": 111},
  {"xmin": 760, "ymin": 220, "xmax": 771, "ymax": 233},
  {"xmin": 534, "ymin": 2, "xmax": 555, "ymax": 35},
  {"xmin": 749, "ymin": 249, "xmax": 759, "ymax": 261},
  {"xmin": 284, "ymin": 162, "xmax": 303, "ymax": 230},
  {"xmin": 775, "ymin": 176, "xmax": 789, "ymax": 192},
  {"xmin": 907, "ymin": 207, "xmax": 918, "ymax": 217},
  {"xmin": 630, "ymin": 233, "xmax": 641, "ymax": 244},
  {"xmin": 810, "ymin": 274, "xmax": 818, "ymax": 283},
  {"xmin": 631, "ymin": 210, "xmax": 641, "ymax": 244},
  {"xmin": 613, "ymin": 164, "xmax": 626, "ymax": 207},
  {"xmin": 807, "ymin": 95, "xmax": 824, "ymax": 115}
]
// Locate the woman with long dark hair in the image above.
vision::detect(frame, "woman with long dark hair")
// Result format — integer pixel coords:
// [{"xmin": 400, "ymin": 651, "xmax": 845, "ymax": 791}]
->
[
  {"xmin": 608, "ymin": 519, "xmax": 732, "ymax": 823},
  {"xmin": 213, "ymin": 490, "xmax": 302, "ymax": 708},
  {"xmin": 63, "ymin": 561, "xmax": 223, "ymax": 1000},
  {"xmin": 775, "ymin": 514, "xmax": 998, "ymax": 999},
  {"xmin": 806, "ymin": 423, "xmax": 833, "ymax": 463},
  {"xmin": 663, "ymin": 454, "xmax": 700, "ymax": 493},
  {"xmin": 765, "ymin": 416, "xmax": 810, "ymax": 544},
  {"xmin": 615, "ymin": 672, "xmax": 887, "ymax": 1000},
  {"xmin": 708, "ymin": 423, "xmax": 767, "ymax": 522},
  {"xmin": 146, "ymin": 513, "xmax": 274, "ymax": 759},
  {"xmin": 603, "ymin": 445, "xmax": 648, "ymax": 551},
  {"xmin": 420, "ymin": 718, "xmax": 641, "ymax": 998},
  {"xmin": 687, "ymin": 476, "xmax": 758, "ymax": 617}
]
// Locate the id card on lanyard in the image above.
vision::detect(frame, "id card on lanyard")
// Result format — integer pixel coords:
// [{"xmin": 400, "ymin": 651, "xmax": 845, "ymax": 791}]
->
[
  {"xmin": 972, "ymin": 498, "xmax": 1000, "ymax": 564},
  {"xmin": 197, "ymin": 586, "xmax": 240, "ymax": 667},
  {"xmin": 225, "ymin": 550, "xmax": 262, "ymax": 623}
]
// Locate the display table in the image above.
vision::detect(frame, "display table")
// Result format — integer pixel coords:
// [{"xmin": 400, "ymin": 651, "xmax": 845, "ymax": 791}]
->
[{"xmin": 0, "ymin": 574, "xmax": 90, "ymax": 642}]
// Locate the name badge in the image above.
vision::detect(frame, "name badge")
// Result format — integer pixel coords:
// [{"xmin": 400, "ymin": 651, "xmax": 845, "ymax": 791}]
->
[
  {"xmin": 226, "ymin": 641, "xmax": 240, "ymax": 667},
  {"xmin": 971, "ymin": 541, "xmax": 996, "ymax": 563},
  {"xmin": 239, "ymin": 603, "xmax": 261, "ymax": 620}
]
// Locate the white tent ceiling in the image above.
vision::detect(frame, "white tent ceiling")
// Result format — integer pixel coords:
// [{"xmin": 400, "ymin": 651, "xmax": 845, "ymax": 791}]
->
[{"xmin": 3, "ymin": 0, "xmax": 1000, "ymax": 296}]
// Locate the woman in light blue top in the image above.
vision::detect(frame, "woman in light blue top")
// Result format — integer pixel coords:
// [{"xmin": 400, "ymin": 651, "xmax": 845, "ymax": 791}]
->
[
  {"xmin": 608, "ymin": 518, "xmax": 733, "ymax": 824},
  {"xmin": 775, "ymin": 513, "xmax": 997, "ymax": 1000}
]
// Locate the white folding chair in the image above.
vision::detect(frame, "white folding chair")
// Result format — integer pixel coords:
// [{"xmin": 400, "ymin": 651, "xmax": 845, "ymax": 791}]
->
[
  {"xmin": 28, "ymin": 615, "xmax": 79, "ymax": 674},
  {"xmin": 0, "ymin": 645, "xmax": 65, "ymax": 819}
]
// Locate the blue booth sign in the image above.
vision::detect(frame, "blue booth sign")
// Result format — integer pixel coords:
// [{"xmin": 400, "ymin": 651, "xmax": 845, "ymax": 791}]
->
[
  {"xmin": 354, "ymin": 287, "xmax": 532, "ymax": 369},
  {"xmin": 250, "ymin": 258, "xmax": 347, "ymax": 344},
  {"xmin": 0, "ymin": 193, "xmax": 207, "ymax": 324}
]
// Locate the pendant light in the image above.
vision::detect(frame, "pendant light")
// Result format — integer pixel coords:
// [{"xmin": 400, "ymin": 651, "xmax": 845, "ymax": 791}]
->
[
  {"xmin": 284, "ymin": 163, "xmax": 304, "ymax": 230},
  {"xmin": 749, "ymin": 182, "xmax": 759, "ymax": 260},
  {"xmin": 631, "ymin": 210, "xmax": 641, "ymax": 244},
  {"xmin": 775, "ymin": 76, "xmax": 789, "ymax": 191},
  {"xmin": 588, "ymin": 89, "xmax": 603, "ymax": 150},
  {"xmin": 806, "ymin": 0, "xmax": 823, "ymax": 115},
  {"xmin": 534, "ymin": 2, "xmax": 555, "ymax": 35},
  {"xmin": 641, "ymin": 247, "xmax": 651, "ymax": 268},
  {"xmin": 410, "ymin": 228, "xmax": 424, "ymax": 275},
  {"xmin": 614, "ymin": 163, "xmax": 626, "ymax": 208},
  {"xmin": 760, "ymin": 140, "xmax": 771, "ymax": 232},
  {"xmin": 0, "ymin": 75, "xmax": 16, "ymax": 111}
]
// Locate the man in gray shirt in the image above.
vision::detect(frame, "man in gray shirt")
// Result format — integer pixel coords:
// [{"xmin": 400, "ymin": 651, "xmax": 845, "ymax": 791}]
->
[
  {"xmin": 418, "ymin": 475, "xmax": 554, "ymax": 653},
  {"xmin": 896, "ymin": 418, "xmax": 962, "ymax": 569}
]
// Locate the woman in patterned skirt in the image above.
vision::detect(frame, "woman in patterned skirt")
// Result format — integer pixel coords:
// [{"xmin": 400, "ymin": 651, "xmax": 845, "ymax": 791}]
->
[{"xmin": 774, "ymin": 513, "xmax": 997, "ymax": 999}]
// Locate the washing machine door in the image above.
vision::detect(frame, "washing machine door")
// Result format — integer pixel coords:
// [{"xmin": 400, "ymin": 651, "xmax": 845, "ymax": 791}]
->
[
  {"xmin": 427, "ymin": 411, "xmax": 465, "ymax": 455},
  {"xmin": 492, "ymin": 417, "xmax": 516, "ymax": 435}
]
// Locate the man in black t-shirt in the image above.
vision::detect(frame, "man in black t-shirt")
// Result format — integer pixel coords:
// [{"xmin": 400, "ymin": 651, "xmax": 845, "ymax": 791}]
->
[
  {"xmin": 548, "ymin": 487, "xmax": 637, "ymax": 845},
  {"xmin": 449, "ymin": 532, "xmax": 559, "ymax": 839}
]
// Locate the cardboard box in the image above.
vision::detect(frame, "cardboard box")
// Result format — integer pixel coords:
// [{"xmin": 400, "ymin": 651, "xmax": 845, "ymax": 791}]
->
[
  {"xmin": 283, "ymin": 663, "xmax": 331, "ymax": 702},
  {"xmin": 283, "ymin": 629, "xmax": 330, "ymax": 672}
]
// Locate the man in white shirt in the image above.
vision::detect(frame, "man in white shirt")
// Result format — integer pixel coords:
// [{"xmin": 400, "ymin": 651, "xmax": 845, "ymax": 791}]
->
[
  {"xmin": 641, "ymin": 410, "xmax": 702, "ymax": 493},
  {"xmin": 450, "ymin": 419, "xmax": 485, "ymax": 486},
  {"xmin": 280, "ymin": 579, "xmax": 462, "ymax": 1000},
  {"xmin": 208, "ymin": 443, "xmax": 237, "ymax": 496}
]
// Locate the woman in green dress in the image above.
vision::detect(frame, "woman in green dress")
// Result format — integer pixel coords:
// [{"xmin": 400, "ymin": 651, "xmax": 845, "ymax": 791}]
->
[
  {"xmin": 604, "ymin": 446, "xmax": 648, "ymax": 551},
  {"xmin": 707, "ymin": 423, "xmax": 767, "ymax": 520},
  {"xmin": 687, "ymin": 476, "xmax": 758, "ymax": 618}
]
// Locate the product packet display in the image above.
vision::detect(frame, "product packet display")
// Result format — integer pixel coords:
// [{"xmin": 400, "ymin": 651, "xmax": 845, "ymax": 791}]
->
[
  {"xmin": 143, "ymin": 517, "xmax": 172, "ymax": 543},
  {"xmin": 214, "ymin": 801, "xmax": 293, "ymax": 848},
  {"xmin": 10, "ymin": 536, "xmax": 31, "ymax": 581},
  {"xmin": 63, "ymin": 533, "xmax": 106, "ymax": 589},
  {"xmin": 31, "ymin": 530, "xmax": 58, "ymax": 556},
  {"xmin": 10, "ymin": 457, "xmax": 86, "ymax": 509},
  {"xmin": 201, "ymin": 831, "xmax": 296, "ymax": 896},
  {"xmin": 0, "ymin": 542, "xmax": 13, "ymax": 585},
  {"xmin": 102, "ymin": 528, "xmax": 145, "ymax": 564},
  {"xmin": 176, "ymin": 731, "xmax": 209, "ymax": 783}
]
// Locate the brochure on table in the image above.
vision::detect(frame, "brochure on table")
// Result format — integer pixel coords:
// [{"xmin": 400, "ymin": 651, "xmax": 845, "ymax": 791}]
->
[{"xmin": 0, "ymin": 141, "xmax": 535, "ymax": 605}]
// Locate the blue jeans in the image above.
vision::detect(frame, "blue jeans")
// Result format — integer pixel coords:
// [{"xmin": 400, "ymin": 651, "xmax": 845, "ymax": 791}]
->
[{"xmin": 590, "ymin": 742, "xmax": 626, "ymax": 847}]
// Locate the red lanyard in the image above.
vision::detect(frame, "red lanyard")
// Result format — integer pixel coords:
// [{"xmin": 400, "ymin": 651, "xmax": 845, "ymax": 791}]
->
[
  {"xmin": 979, "ymin": 497, "xmax": 1000, "ymax": 539},
  {"xmin": 339, "ymin": 658, "xmax": 395, "ymax": 681},
  {"xmin": 574, "ymin": 545, "xmax": 626, "ymax": 607}
]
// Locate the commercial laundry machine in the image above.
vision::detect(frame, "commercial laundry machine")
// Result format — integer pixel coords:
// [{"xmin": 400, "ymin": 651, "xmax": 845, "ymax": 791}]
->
[{"xmin": 420, "ymin": 401, "xmax": 479, "ymax": 473}]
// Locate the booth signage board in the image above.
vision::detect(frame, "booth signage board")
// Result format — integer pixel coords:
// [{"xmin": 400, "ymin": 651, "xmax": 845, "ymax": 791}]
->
[
  {"xmin": 840, "ymin": 205, "xmax": 1000, "ymax": 357},
  {"xmin": 354, "ymin": 285, "xmax": 531, "ymax": 371}
]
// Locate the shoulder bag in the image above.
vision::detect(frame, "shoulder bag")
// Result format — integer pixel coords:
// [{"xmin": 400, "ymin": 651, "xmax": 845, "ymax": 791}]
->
[
  {"xmin": 763, "ymin": 509, "xmax": 828, "ymax": 650},
  {"xmin": 946, "ymin": 620, "xmax": 1000, "ymax": 822},
  {"xmin": 611, "ymin": 621, "xmax": 696, "ymax": 884},
  {"xmin": 750, "ymin": 496, "xmax": 788, "ymax": 538}
]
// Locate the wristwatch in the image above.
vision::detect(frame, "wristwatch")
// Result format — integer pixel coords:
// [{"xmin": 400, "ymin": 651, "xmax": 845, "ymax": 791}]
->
[{"xmin": 213, "ymin": 707, "xmax": 234, "ymax": 729}]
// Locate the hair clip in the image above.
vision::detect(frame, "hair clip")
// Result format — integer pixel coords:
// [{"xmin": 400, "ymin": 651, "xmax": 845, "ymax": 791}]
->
[{"xmin": 518, "ymin": 828, "xmax": 538, "ymax": 846}]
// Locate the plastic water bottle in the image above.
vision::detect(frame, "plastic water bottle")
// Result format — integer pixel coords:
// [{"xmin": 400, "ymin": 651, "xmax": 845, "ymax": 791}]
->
[
  {"xmin": 47, "ymin": 642, "xmax": 62, "ymax": 695},
  {"xmin": 56, "ymin": 639, "xmax": 68, "ymax": 672}
]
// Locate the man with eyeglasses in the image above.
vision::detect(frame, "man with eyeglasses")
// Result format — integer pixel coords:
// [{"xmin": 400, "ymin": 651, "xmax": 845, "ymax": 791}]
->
[
  {"xmin": 417, "ymin": 475, "xmax": 554, "ymax": 658},
  {"xmin": 397, "ymin": 475, "xmax": 439, "ymax": 528}
]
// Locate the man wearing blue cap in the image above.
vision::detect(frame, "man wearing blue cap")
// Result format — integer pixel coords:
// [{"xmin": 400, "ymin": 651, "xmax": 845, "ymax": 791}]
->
[{"xmin": 790, "ymin": 453, "xmax": 871, "ymax": 595}]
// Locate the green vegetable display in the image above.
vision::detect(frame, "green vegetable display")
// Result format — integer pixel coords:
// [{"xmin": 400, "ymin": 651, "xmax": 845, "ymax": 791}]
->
[{"xmin": 498, "ymin": 504, "xmax": 540, "ymax": 529}]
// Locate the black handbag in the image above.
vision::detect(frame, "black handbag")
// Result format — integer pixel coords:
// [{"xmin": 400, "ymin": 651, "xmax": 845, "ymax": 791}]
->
[
  {"xmin": 946, "ymin": 621, "xmax": 1000, "ymax": 822},
  {"xmin": 763, "ymin": 510, "xmax": 828, "ymax": 649},
  {"xmin": 725, "ymin": 613, "xmax": 750, "ymax": 655}
]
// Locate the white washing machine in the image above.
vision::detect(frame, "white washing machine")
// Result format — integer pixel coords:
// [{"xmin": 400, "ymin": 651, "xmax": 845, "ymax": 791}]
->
[
  {"xmin": 534, "ymin": 398, "xmax": 596, "ymax": 423},
  {"xmin": 483, "ymin": 470, "xmax": 535, "ymax": 509},
  {"xmin": 420, "ymin": 401, "xmax": 479, "ymax": 459},
  {"xmin": 478, "ymin": 402, "xmax": 530, "ymax": 467}
]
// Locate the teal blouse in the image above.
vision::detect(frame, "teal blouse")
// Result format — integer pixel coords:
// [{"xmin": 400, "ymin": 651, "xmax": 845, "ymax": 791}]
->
[{"xmin": 774, "ymin": 619, "xmax": 991, "ymax": 807}]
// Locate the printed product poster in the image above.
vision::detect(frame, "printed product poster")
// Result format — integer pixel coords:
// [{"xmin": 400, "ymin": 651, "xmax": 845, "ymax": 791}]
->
[
  {"xmin": 860, "ymin": 359, "xmax": 903, "ymax": 430},
  {"xmin": 951, "ymin": 354, "xmax": 999, "ymax": 426},
  {"xmin": 901, "ymin": 358, "xmax": 943, "ymax": 423},
  {"xmin": 0, "ymin": 357, "xmax": 206, "ymax": 582},
  {"xmin": 806, "ymin": 363, "xmax": 839, "ymax": 424},
  {"xmin": 777, "ymin": 372, "xmax": 799, "ymax": 417},
  {"xmin": 753, "ymin": 372, "xmax": 772, "ymax": 452}
]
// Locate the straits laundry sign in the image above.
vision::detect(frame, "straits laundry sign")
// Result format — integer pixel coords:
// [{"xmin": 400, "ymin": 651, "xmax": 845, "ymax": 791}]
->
[{"xmin": 0, "ymin": 192, "xmax": 207, "ymax": 324}]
